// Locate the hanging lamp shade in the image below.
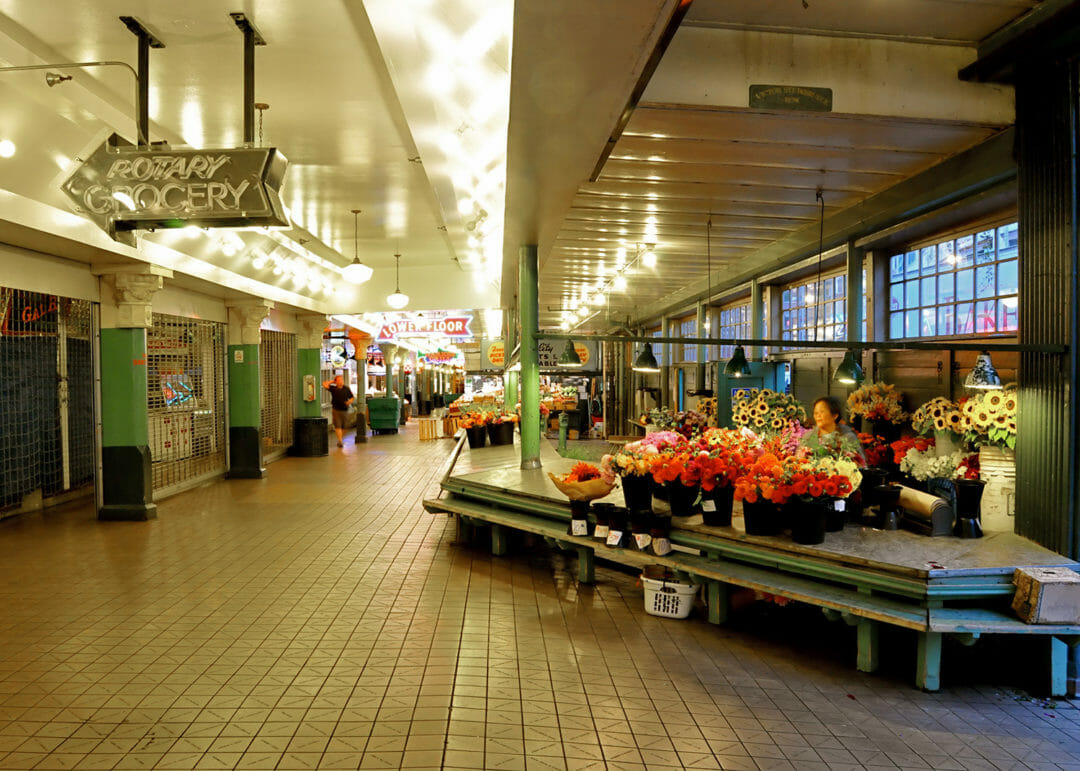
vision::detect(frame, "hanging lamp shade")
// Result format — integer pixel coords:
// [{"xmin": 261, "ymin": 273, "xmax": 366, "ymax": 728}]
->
[
  {"xmin": 965, "ymin": 351, "xmax": 1002, "ymax": 389},
  {"xmin": 386, "ymin": 252, "xmax": 409, "ymax": 309},
  {"xmin": 343, "ymin": 209, "xmax": 373, "ymax": 284},
  {"xmin": 559, "ymin": 339, "xmax": 583, "ymax": 367},
  {"xmin": 631, "ymin": 342, "xmax": 660, "ymax": 373},
  {"xmin": 724, "ymin": 345, "xmax": 752, "ymax": 378},
  {"xmin": 833, "ymin": 350, "xmax": 865, "ymax": 385}
]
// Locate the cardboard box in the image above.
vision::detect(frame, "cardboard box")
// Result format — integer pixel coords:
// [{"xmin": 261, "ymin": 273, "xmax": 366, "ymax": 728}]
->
[{"xmin": 1012, "ymin": 567, "xmax": 1080, "ymax": 624}]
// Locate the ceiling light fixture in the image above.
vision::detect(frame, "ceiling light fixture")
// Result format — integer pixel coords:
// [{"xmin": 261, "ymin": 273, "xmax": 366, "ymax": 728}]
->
[
  {"xmin": 965, "ymin": 350, "xmax": 1003, "ymax": 389},
  {"xmin": 386, "ymin": 253, "xmax": 409, "ymax": 309},
  {"xmin": 343, "ymin": 209, "xmax": 373, "ymax": 284},
  {"xmin": 559, "ymin": 339, "xmax": 583, "ymax": 367},
  {"xmin": 724, "ymin": 345, "xmax": 752, "ymax": 378},
  {"xmin": 0, "ymin": 139, "xmax": 14, "ymax": 158},
  {"xmin": 641, "ymin": 243, "xmax": 657, "ymax": 268},
  {"xmin": 833, "ymin": 349, "xmax": 865, "ymax": 385},
  {"xmin": 45, "ymin": 71, "xmax": 73, "ymax": 87},
  {"xmin": 632, "ymin": 343, "xmax": 661, "ymax": 373}
]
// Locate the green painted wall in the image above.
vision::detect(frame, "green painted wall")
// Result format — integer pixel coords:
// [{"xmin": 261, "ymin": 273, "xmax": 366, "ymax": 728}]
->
[
  {"xmin": 297, "ymin": 348, "xmax": 322, "ymax": 418},
  {"xmin": 228, "ymin": 344, "xmax": 261, "ymax": 427},
  {"xmin": 100, "ymin": 328, "xmax": 149, "ymax": 447}
]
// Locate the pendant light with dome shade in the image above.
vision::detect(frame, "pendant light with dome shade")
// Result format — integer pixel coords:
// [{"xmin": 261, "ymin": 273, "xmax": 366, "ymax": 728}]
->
[
  {"xmin": 342, "ymin": 209, "xmax": 373, "ymax": 284},
  {"xmin": 631, "ymin": 342, "xmax": 660, "ymax": 373},
  {"xmin": 724, "ymin": 345, "xmax": 752, "ymax": 378},
  {"xmin": 964, "ymin": 350, "xmax": 1002, "ymax": 389},
  {"xmin": 386, "ymin": 252, "xmax": 409, "ymax": 309},
  {"xmin": 833, "ymin": 349, "xmax": 865, "ymax": 385},
  {"xmin": 558, "ymin": 339, "xmax": 583, "ymax": 367}
]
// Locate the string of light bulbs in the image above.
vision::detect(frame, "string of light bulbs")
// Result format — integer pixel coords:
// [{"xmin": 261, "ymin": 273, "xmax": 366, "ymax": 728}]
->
[{"xmin": 561, "ymin": 242, "xmax": 658, "ymax": 330}]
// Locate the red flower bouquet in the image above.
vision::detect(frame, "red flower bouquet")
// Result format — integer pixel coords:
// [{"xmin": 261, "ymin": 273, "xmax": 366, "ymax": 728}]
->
[
  {"xmin": 889, "ymin": 435, "xmax": 934, "ymax": 465},
  {"xmin": 548, "ymin": 461, "xmax": 616, "ymax": 501}
]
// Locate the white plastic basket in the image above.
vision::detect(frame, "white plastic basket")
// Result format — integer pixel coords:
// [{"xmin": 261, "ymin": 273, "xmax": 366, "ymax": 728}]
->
[{"xmin": 641, "ymin": 576, "xmax": 698, "ymax": 619}]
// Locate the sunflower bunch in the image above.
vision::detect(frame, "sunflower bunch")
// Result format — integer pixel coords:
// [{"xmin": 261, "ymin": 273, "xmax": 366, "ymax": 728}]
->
[
  {"xmin": 910, "ymin": 397, "xmax": 964, "ymax": 436},
  {"xmin": 960, "ymin": 388, "xmax": 1018, "ymax": 450},
  {"xmin": 731, "ymin": 388, "xmax": 807, "ymax": 434},
  {"xmin": 846, "ymin": 381, "xmax": 909, "ymax": 424}
]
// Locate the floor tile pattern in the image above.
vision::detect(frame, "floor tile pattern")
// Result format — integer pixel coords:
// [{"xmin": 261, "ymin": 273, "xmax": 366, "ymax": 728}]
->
[{"xmin": 0, "ymin": 428, "xmax": 1078, "ymax": 770}]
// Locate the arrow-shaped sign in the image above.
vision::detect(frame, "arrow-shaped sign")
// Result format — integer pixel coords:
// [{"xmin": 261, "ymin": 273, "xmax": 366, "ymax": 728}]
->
[{"xmin": 61, "ymin": 133, "xmax": 289, "ymax": 246}]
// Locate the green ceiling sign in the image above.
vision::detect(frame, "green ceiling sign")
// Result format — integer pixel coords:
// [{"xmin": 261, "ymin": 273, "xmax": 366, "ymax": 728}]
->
[{"xmin": 749, "ymin": 85, "xmax": 833, "ymax": 112}]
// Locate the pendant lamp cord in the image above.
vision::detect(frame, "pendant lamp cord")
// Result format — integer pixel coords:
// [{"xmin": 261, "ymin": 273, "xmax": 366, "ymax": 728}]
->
[
  {"xmin": 706, "ymin": 216, "xmax": 712, "ymax": 334},
  {"xmin": 816, "ymin": 188, "xmax": 824, "ymax": 341},
  {"xmin": 394, "ymin": 254, "xmax": 401, "ymax": 293}
]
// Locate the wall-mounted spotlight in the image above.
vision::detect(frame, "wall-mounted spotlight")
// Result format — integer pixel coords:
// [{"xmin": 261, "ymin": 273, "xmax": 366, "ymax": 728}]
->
[{"xmin": 45, "ymin": 72, "xmax": 72, "ymax": 87}]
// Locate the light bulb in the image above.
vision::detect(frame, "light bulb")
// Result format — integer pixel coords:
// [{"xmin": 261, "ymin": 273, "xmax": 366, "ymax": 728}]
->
[
  {"xmin": 386, "ymin": 291, "xmax": 409, "ymax": 309},
  {"xmin": 613, "ymin": 273, "xmax": 627, "ymax": 291},
  {"xmin": 642, "ymin": 247, "xmax": 657, "ymax": 268},
  {"xmin": 343, "ymin": 259, "xmax": 373, "ymax": 283},
  {"xmin": 0, "ymin": 139, "xmax": 16, "ymax": 158},
  {"xmin": 592, "ymin": 291, "xmax": 605, "ymax": 305}
]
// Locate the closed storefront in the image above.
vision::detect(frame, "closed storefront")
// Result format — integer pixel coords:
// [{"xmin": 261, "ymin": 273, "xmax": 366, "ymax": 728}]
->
[
  {"xmin": 0, "ymin": 288, "xmax": 94, "ymax": 514},
  {"xmin": 260, "ymin": 330, "xmax": 296, "ymax": 458},
  {"xmin": 147, "ymin": 314, "xmax": 227, "ymax": 495}
]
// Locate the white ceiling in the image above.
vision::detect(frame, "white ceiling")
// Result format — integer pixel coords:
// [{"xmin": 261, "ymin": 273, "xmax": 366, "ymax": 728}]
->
[{"xmin": 0, "ymin": 0, "xmax": 1038, "ymax": 333}]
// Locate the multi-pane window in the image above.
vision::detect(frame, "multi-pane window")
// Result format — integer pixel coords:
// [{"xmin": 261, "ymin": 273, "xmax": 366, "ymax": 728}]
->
[
  {"xmin": 719, "ymin": 303, "xmax": 751, "ymax": 359},
  {"xmin": 888, "ymin": 221, "xmax": 1018, "ymax": 339},
  {"xmin": 781, "ymin": 272, "xmax": 848, "ymax": 346},
  {"xmin": 650, "ymin": 327, "xmax": 664, "ymax": 366},
  {"xmin": 679, "ymin": 318, "xmax": 696, "ymax": 362}
]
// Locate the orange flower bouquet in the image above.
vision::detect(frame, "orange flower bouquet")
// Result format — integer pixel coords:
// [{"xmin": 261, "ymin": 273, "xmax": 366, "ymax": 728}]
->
[
  {"xmin": 548, "ymin": 461, "xmax": 616, "ymax": 502},
  {"xmin": 733, "ymin": 452, "xmax": 794, "ymax": 505}
]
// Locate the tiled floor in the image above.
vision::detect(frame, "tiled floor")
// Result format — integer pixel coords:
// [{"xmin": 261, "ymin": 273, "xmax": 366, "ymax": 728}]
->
[{"xmin": 1, "ymin": 426, "xmax": 1078, "ymax": 771}]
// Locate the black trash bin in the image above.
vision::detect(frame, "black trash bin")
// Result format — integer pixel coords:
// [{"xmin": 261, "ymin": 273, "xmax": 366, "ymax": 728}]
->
[
  {"xmin": 433, "ymin": 394, "xmax": 445, "ymax": 409},
  {"xmin": 291, "ymin": 417, "xmax": 329, "ymax": 457}
]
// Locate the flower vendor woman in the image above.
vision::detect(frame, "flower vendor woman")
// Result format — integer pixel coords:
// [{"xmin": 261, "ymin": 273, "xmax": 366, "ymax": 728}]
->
[{"xmin": 799, "ymin": 395, "xmax": 865, "ymax": 463}]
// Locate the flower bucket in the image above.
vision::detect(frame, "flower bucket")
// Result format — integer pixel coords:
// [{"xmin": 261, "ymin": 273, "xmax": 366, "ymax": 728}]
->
[
  {"xmin": 934, "ymin": 429, "xmax": 960, "ymax": 457},
  {"xmin": 742, "ymin": 499, "xmax": 782, "ymax": 536},
  {"xmin": 953, "ymin": 478, "xmax": 985, "ymax": 538},
  {"xmin": 622, "ymin": 474, "xmax": 652, "ymax": 512},
  {"xmin": 978, "ymin": 445, "xmax": 1015, "ymax": 532},
  {"xmin": 824, "ymin": 498, "xmax": 845, "ymax": 532},
  {"xmin": 664, "ymin": 481, "xmax": 700, "ymax": 517},
  {"xmin": 866, "ymin": 418, "xmax": 900, "ymax": 444},
  {"xmin": 790, "ymin": 499, "xmax": 828, "ymax": 545},
  {"xmin": 465, "ymin": 425, "xmax": 487, "ymax": 449},
  {"xmin": 701, "ymin": 485, "xmax": 734, "ymax": 528},
  {"xmin": 487, "ymin": 421, "xmax": 515, "ymax": 446}
]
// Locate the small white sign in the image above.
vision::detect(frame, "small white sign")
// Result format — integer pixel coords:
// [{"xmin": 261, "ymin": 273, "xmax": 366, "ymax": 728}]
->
[
  {"xmin": 835, "ymin": 499, "xmax": 846, "ymax": 512},
  {"xmin": 606, "ymin": 529, "xmax": 623, "ymax": 547},
  {"xmin": 702, "ymin": 499, "xmax": 716, "ymax": 512},
  {"xmin": 593, "ymin": 525, "xmax": 609, "ymax": 540},
  {"xmin": 634, "ymin": 533, "xmax": 652, "ymax": 550},
  {"xmin": 652, "ymin": 537, "xmax": 672, "ymax": 556},
  {"xmin": 233, "ymin": 349, "xmax": 244, "ymax": 363},
  {"xmin": 571, "ymin": 519, "xmax": 588, "ymax": 536}
]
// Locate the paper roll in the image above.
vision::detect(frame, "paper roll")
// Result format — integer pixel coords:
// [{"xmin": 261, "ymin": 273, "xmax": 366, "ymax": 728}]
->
[{"xmin": 895, "ymin": 484, "xmax": 951, "ymax": 519}]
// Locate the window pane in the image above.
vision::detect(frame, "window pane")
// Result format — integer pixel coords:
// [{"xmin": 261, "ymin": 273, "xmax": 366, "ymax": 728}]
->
[
  {"xmin": 921, "ymin": 276, "xmax": 937, "ymax": 306},
  {"xmin": 798, "ymin": 308, "xmax": 806, "ymax": 327},
  {"xmin": 957, "ymin": 269, "xmax": 974, "ymax": 301},
  {"xmin": 905, "ymin": 250, "xmax": 920, "ymax": 277},
  {"xmin": 999, "ymin": 259, "xmax": 1018, "ymax": 295},
  {"xmin": 976, "ymin": 229, "xmax": 996, "ymax": 264},
  {"xmin": 956, "ymin": 303, "xmax": 974, "ymax": 334},
  {"xmin": 835, "ymin": 301, "xmax": 846, "ymax": 323},
  {"xmin": 921, "ymin": 309, "xmax": 936, "ymax": 337},
  {"xmin": 890, "ymin": 255, "xmax": 904, "ymax": 281},
  {"xmin": 905, "ymin": 310, "xmax": 920, "ymax": 338},
  {"xmin": 938, "ymin": 240, "xmax": 956, "ymax": 271},
  {"xmin": 976, "ymin": 264, "xmax": 996, "ymax": 299},
  {"xmin": 976, "ymin": 300, "xmax": 997, "ymax": 333},
  {"xmin": 905, "ymin": 279, "xmax": 919, "ymax": 309},
  {"xmin": 997, "ymin": 222, "xmax": 1018, "ymax": 260},
  {"xmin": 999, "ymin": 297, "xmax": 1018, "ymax": 332},
  {"xmin": 890, "ymin": 282, "xmax": 904, "ymax": 311},
  {"xmin": 823, "ymin": 325, "xmax": 834, "ymax": 342},
  {"xmin": 823, "ymin": 302, "xmax": 834, "ymax": 324},
  {"xmin": 890, "ymin": 312, "xmax": 904, "ymax": 338},
  {"xmin": 823, "ymin": 279, "xmax": 834, "ymax": 301},
  {"xmin": 937, "ymin": 305, "xmax": 955, "ymax": 336},
  {"xmin": 797, "ymin": 328, "xmax": 806, "ymax": 341},
  {"xmin": 938, "ymin": 273, "xmax": 955, "ymax": 304},
  {"xmin": 956, "ymin": 235, "xmax": 974, "ymax": 267},
  {"xmin": 921, "ymin": 246, "xmax": 937, "ymax": 274},
  {"xmin": 834, "ymin": 275, "xmax": 845, "ymax": 297},
  {"xmin": 836, "ymin": 323, "xmax": 846, "ymax": 339},
  {"xmin": 782, "ymin": 289, "xmax": 790, "ymax": 308},
  {"xmin": 797, "ymin": 285, "xmax": 806, "ymax": 305},
  {"xmin": 782, "ymin": 311, "xmax": 790, "ymax": 331}
]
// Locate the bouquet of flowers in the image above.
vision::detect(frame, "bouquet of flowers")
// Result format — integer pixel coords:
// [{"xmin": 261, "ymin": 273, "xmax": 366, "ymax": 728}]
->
[
  {"xmin": 488, "ymin": 411, "xmax": 519, "ymax": 425},
  {"xmin": 889, "ymin": 435, "xmax": 934, "ymax": 465},
  {"xmin": 960, "ymin": 388, "xmax": 1017, "ymax": 450},
  {"xmin": 601, "ymin": 431, "xmax": 687, "ymax": 478},
  {"xmin": 910, "ymin": 397, "xmax": 964, "ymax": 436},
  {"xmin": 459, "ymin": 411, "xmax": 491, "ymax": 429},
  {"xmin": 788, "ymin": 455, "xmax": 862, "ymax": 500},
  {"xmin": 846, "ymin": 381, "xmax": 908, "ymax": 424},
  {"xmin": 548, "ymin": 461, "xmax": 616, "ymax": 501},
  {"xmin": 698, "ymin": 396, "xmax": 718, "ymax": 427},
  {"xmin": 900, "ymin": 448, "xmax": 974, "ymax": 482},
  {"xmin": 732, "ymin": 388, "xmax": 807, "ymax": 434},
  {"xmin": 856, "ymin": 432, "xmax": 890, "ymax": 467},
  {"xmin": 688, "ymin": 428, "xmax": 755, "ymax": 490},
  {"xmin": 733, "ymin": 451, "xmax": 793, "ymax": 504},
  {"xmin": 955, "ymin": 452, "xmax": 980, "ymax": 480}
]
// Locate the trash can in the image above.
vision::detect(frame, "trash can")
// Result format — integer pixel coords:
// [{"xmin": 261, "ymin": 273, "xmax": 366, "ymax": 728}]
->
[{"xmin": 291, "ymin": 417, "xmax": 329, "ymax": 457}]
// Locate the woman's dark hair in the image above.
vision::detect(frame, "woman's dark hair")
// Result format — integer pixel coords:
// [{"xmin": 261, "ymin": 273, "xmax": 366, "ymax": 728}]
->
[{"xmin": 813, "ymin": 395, "xmax": 845, "ymax": 423}]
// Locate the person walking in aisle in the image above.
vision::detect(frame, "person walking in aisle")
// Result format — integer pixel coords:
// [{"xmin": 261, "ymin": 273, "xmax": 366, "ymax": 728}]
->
[{"xmin": 323, "ymin": 374, "xmax": 354, "ymax": 447}]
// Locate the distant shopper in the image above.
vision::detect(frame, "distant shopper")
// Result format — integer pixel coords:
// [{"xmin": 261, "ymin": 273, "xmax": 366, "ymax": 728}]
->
[
  {"xmin": 323, "ymin": 375, "xmax": 354, "ymax": 447},
  {"xmin": 799, "ymin": 395, "xmax": 864, "ymax": 462}
]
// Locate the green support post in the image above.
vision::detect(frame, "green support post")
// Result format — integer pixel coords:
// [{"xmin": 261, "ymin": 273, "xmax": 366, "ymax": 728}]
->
[
  {"xmin": 916, "ymin": 631, "xmax": 942, "ymax": 691},
  {"xmin": 857, "ymin": 619, "xmax": 879, "ymax": 673},
  {"xmin": 99, "ymin": 327, "xmax": 156, "ymax": 520},
  {"xmin": 576, "ymin": 546, "xmax": 594, "ymax": 584},
  {"xmin": 750, "ymin": 279, "xmax": 763, "ymax": 362},
  {"xmin": 558, "ymin": 411, "xmax": 569, "ymax": 453},
  {"xmin": 491, "ymin": 523, "xmax": 509, "ymax": 556},
  {"xmin": 519, "ymin": 245, "xmax": 541, "ymax": 469},
  {"xmin": 505, "ymin": 370, "xmax": 519, "ymax": 412},
  {"xmin": 1050, "ymin": 637, "xmax": 1068, "ymax": 697},
  {"xmin": 707, "ymin": 580, "xmax": 729, "ymax": 625},
  {"xmin": 228, "ymin": 342, "xmax": 265, "ymax": 477}
]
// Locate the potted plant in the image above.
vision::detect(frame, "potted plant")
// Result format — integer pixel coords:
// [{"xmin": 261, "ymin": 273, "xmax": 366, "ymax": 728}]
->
[
  {"xmin": 602, "ymin": 431, "xmax": 687, "ymax": 512},
  {"xmin": 847, "ymin": 381, "xmax": 909, "ymax": 441},
  {"xmin": 486, "ymin": 411, "xmax": 518, "ymax": 445},
  {"xmin": 732, "ymin": 451, "xmax": 793, "ymax": 535},
  {"xmin": 960, "ymin": 387, "xmax": 1017, "ymax": 529},
  {"xmin": 689, "ymin": 428, "xmax": 755, "ymax": 527},
  {"xmin": 548, "ymin": 461, "xmax": 617, "ymax": 536},
  {"xmin": 910, "ymin": 396, "xmax": 966, "ymax": 456},
  {"xmin": 460, "ymin": 411, "xmax": 489, "ymax": 449},
  {"xmin": 785, "ymin": 455, "xmax": 861, "ymax": 544}
]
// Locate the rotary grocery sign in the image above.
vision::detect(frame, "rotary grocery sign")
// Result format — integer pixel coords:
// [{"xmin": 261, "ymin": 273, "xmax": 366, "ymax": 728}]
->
[
  {"xmin": 377, "ymin": 316, "xmax": 472, "ymax": 341},
  {"xmin": 60, "ymin": 133, "xmax": 289, "ymax": 246}
]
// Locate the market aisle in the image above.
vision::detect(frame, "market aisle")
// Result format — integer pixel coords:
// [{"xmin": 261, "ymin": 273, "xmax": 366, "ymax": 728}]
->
[{"xmin": 0, "ymin": 426, "xmax": 1078, "ymax": 771}]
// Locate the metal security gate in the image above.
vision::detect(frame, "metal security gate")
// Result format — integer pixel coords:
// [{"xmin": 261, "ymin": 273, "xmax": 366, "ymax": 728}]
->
[
  {"xmin": 147, "ymin": 314, "xmax": 226, "ymax": 494},
  {"xmin": 0, "ymin": 288, "xmax": 94, "ymax": 514},
  {"xmin": 260, "ymin": 330, "xmax": 296, "ymax": 457}
]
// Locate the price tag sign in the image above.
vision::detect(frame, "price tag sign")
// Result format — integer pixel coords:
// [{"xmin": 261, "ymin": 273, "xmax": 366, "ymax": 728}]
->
[
  {"xmin": 634, "ymin": 533, "xmax": 652, "ymax": 550},
  {"xmin": 571, "ymin": 519, "xmax": 588, "ymax": 536},
  {"xmin": 702, "ymin": 499, "xmax": 716, "ymax": 512},
  {"xmin": 835, "ymin": 499, "xmax": 846, "ymax": 512},
  {"xmin": 593, "ymin": 525, "xmax": 609, "ymax": 540},
  {"xmin": 652, "ymin": 537, "xmax": 672, "ymax": 556},
  {"xmin": 606, "ymin": 529, "xmax": 623, "ymax": 547}
]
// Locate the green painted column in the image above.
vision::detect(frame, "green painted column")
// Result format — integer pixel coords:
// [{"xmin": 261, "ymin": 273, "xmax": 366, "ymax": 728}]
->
[
  {"xmin": 227, "ymin": 301, "xmax": 272, "ymax": 479},
  {"xmin": 292, "ymin": 321, "xmax": 329, "ymax": 457},
  {"xmin": 94, "ymin": 267, "xmax": 170, "ymax": 521},
  {"xmin": 297, "ymin": 348, "xmax": 322, "ymax": 418},
  {"xmin": 659, "ymin": 316, "xmax": 670, "ymax": 407},
  {"xmin": 847, "ymin": 241, "xmax": 864, "ymax": 343},
  {"xmin": 99, "ymin": 327, "xmax": 156, "ymax": 520},
  {"xmin": 519, "ymin": 244, "xmax": 541, "ymax": 469},
  {"xmin": 505, "ymin": 371, "xmax": 519, "ymax": 411},
  {"xmin": 750, "ymin": 279, "xmax": 763, "ymax": 361}
]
